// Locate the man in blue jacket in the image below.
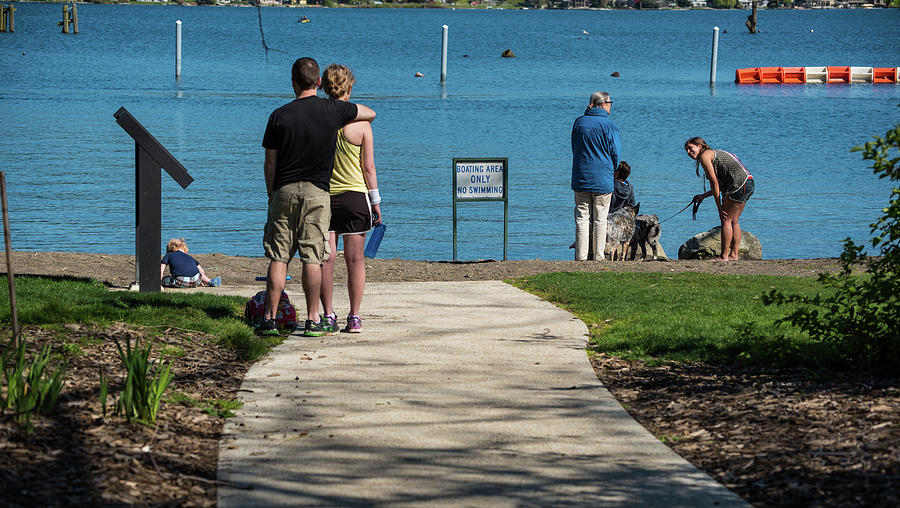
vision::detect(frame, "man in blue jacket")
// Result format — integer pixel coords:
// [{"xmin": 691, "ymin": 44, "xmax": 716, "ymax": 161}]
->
[{"xmin": 571, "ymin": 91, "xmax": 621, "ymax": 261}]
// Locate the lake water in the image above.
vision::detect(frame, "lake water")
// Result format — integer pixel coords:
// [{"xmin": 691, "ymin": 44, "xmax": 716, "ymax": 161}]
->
[{"xmin": 1, "ymin": 4, "xmax": 898, "ymax": 261}]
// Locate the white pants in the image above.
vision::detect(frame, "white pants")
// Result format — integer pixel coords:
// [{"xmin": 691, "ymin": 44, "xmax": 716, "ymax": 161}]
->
[{"xmin": 574, "ymin": 191, "xmax": 611, "ymax": 261}]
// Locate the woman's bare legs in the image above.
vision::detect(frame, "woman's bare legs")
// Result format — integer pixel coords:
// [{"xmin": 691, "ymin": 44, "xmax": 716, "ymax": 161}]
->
[
  {"xmin": 343, "ymin": 233, "xmax": 366, "ymax": 316},
  {"xmin": 319, "ymin": 232, "xmax": 339, "ymax": 317},
  {"xmin": 719, "ymin": 198, "xmax": 747, "ymax": 261}
]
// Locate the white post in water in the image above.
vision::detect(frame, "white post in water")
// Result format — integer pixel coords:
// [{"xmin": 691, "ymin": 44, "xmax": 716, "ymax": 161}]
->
[
  {"xmin": 710, "ymin": 26, "xmax": 719, "ymax": 84},
  {"xmin": 440, "ymin": 25, "xmax": 448, "ymax": 84},
  {"xmin": 175, "ymin": 20, "xmax": 182, "ymax": 80}
]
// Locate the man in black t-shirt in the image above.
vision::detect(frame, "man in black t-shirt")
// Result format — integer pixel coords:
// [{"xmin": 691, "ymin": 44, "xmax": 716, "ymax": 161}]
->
[{"xmin": 260, "ymin": 57, "xmax": 375, "ymax": 337}]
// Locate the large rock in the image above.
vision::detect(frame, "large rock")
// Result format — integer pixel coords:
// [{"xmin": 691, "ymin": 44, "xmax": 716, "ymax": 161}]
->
[{"xmin": 678, "ymin": 227, "xmax": 762, "ymax": 260}]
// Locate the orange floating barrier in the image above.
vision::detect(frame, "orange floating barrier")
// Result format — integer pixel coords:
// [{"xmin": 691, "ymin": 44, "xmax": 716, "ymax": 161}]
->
[
  {"xmin": 735, "ymin": 67, "xmax": 760, "ymax": 84},
  {"xmin": 827, "ymin": 66, "xmax": 851, "ymax": 83},
  {"xmin": 781, "ymin": 67, "xmax": 806, "ymax": 84},
  {"xmin": 873, "ymin": 67, "xmax": 898, "ymax": 83},
  {"xmin": 759, "ymin": 67, "xmax": 782, "ymax": 84},
  {"xmin": 735, "ymin": 66, "xmax": 898, "ymax": 84}
]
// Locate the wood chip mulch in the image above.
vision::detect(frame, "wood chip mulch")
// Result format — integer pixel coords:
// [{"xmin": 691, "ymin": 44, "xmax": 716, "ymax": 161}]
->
[
  {"xmin": 3, "ymin": 323, "xmax": 898, "ymax": 507},
  {"xmin": 1, "ymin": 324, "xmax": 252, "ymax": 508},
  {"xmin": 590, "ymin": 353, "xmax": 900, "ymax": 508}
]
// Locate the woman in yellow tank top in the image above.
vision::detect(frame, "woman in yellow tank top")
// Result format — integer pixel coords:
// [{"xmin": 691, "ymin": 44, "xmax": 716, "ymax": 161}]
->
[{"xmin": 319, "ymin": 64, "xmax": 382, "ymax": 333}]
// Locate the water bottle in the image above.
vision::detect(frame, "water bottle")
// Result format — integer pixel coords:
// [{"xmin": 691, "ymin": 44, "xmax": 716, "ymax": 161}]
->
[{"xmin": 364, "ymin": 223, "xmax": 386, "ymax": 258}]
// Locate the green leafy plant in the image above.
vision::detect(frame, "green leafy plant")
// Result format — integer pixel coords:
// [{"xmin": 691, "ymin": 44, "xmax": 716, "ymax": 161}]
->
[
  {"xmin": 113, "ymin": 336, "xmax": 174, "ymax": 425},
  {"xmin": 62, "ymin": 341, "xmax": 84, "ymax": 356},
  {"xmin": 167, "ymin": 390, "xmax": 243, "ymax": 419},
  {"xmin": 765, "ymin": 122, "xmax": 900, "ymax": 375},
  {"xmin": 208, "ymin": 398, "xmax": 243, "ymax": 419},
  {"xmin": 158, "ymin": 345, "xmax": 185, "ymax": 358},
  {"xmin": 1, "ymin": 338, "xmax": 66, "ymax": 432}
]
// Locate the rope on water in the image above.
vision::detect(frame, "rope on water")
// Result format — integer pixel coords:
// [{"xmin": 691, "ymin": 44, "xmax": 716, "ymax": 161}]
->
[{"xmin": 252, "ymin": 1, "xmax": 285, "ymax": 59}]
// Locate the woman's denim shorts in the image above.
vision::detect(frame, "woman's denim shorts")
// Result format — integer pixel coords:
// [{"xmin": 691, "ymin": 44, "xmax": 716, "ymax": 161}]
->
[{"xmin": 727, "ymin": 176, "xmax": 755, "ymax": 203}]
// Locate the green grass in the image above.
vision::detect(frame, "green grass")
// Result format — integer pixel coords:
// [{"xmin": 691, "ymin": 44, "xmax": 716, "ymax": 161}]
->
[
  {"xmin": 167, "ymin": 390, "xmax": 244, "ymax": 419},
  {"xmin": 510, "ymin": 271, "xmax": 839, "ymax": 368},
  {"xmin": 0, "ymin": 275, "xmax": 278, "ymax": 362}
]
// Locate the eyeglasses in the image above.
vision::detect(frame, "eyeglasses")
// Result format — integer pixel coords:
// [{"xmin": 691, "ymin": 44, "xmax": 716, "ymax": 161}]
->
[{"xmin": 604, "ymin": 101, "xmax": 613, "ymax": 105}]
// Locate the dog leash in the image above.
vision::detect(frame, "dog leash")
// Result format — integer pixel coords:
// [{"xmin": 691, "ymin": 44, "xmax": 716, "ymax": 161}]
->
[{"xmin": 659, "ymin": 199, "xmax": 700, "ymax": 223}]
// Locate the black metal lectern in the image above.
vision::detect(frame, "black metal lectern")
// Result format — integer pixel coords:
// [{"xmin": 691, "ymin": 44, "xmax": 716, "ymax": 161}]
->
[{"xmin": 114, "ymin": 107, "xmax": 193, "ymax": 293}]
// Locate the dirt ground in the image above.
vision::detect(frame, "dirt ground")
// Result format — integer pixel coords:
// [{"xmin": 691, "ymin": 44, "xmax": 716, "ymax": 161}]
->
[
  {"xmin": 2, "ymin": 251, "xmax": 897, "ymax": 507},
  {"xmin": 7, "ymin": 250, "xmax": 845, "ymax": 287}
]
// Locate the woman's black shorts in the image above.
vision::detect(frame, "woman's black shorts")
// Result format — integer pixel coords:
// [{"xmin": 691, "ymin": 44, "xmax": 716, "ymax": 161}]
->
[{"xmin": 329, "ymin": 191, "xmax": 372, "ymax": 235}]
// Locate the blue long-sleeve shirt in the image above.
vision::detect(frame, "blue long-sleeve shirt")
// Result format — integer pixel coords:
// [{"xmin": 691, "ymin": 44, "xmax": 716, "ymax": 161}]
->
[{"xmin": 571, "ymin": 107, "xmax": 621, "ymax": 194}]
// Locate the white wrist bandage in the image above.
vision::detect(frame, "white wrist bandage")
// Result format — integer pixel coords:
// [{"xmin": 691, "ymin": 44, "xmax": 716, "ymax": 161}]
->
[{"xmin": 368, "ymin": 188, "xmax": 381, "ymax": 205}]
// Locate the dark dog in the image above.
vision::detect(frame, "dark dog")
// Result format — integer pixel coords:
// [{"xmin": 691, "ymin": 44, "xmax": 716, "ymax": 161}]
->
[
  {"xmin": 604, "ymin": 203, "xmax": 639, "ymax": 261},
  {"xmin": 628, "ymin": 214, "xmax": 661, "ymax": 261}
]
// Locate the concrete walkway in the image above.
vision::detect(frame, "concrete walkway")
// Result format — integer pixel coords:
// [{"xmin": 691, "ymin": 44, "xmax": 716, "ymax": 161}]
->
[{"xmin": 212, "ymin": 281, "xmax": 747, "ymax": 507}]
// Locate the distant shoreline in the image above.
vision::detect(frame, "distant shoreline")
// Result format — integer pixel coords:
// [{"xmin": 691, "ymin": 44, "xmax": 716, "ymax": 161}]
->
[{"xmin": 22, "ymin": 1, "xmax": 892, "ymax": 11}]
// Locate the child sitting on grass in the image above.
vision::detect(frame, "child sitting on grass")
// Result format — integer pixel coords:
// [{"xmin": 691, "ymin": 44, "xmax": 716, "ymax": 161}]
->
[{"xmin": 160, "ymin": 238, "xmax": 221, "ymax": 288}]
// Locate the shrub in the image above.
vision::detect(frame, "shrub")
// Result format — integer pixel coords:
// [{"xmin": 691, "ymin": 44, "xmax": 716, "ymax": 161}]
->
[{"xmin": 765, "ymin": 122, "xmax": 900, "ymax": 375}]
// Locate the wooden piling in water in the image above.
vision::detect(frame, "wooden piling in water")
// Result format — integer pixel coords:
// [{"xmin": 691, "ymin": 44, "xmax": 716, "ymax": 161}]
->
[
  {"xmin": 0, "ymin": 5, "xmax": 9, "ymax": 33},
  {"xmin": 61, "ymin": 4, "xmax": 69, "ymax": 34},
  {"xmin": 59, "ymin": 4, "xmax": 78, "ymax": 34},
  {"xmin": 746, "ymin": 0, "xmax": 758, "ymax": 34},
  {"xmin": 0, "ymin": 4, "xmax": 16, "ymax": 33}
]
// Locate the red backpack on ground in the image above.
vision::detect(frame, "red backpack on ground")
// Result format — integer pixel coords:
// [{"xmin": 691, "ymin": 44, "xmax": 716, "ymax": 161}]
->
[{"xmin": 244, "ymin": 291, "xmax": 297, "ymax": 330}]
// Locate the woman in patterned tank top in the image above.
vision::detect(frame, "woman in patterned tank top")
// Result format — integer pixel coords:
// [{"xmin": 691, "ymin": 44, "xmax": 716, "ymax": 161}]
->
[{"xmin": 684, "ymin": 137, "xmax": 755, "ymax": 261}]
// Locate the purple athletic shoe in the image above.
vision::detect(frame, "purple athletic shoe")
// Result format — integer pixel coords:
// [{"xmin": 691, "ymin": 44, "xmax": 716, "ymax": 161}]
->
[{"xmin": 345, "ymin": 315, "xmax": 363, "ymax": 333}]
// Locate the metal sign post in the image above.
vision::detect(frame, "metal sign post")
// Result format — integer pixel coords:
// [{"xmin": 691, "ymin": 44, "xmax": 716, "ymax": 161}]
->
[
  {"xmin": 114, "ymin": 107, "xmax": 193, "ymax": 293},
  {"xmin": 452, "ymin": 157, "xmax": 508, "ymax": 261}
]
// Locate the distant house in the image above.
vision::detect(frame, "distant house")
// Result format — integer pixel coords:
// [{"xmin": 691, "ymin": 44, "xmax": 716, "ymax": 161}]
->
[{"xmin": 553, "ymin": 0, "xmax": 591, "ymax": 7}]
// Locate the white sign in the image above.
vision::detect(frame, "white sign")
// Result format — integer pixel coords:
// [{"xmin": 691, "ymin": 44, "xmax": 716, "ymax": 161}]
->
[{"xmin": 455, "ymin": 160, "xmax": 505, "ymax": 199}]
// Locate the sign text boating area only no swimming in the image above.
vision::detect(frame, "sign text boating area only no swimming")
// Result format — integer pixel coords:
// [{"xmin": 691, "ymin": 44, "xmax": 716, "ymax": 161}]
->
[
  {"xmin": 454, "ymin": 158, "xmax": 507, "ymax": 200},
  {"xmin": 451, "ymin": 157, "xmax": 508, "ymax": 261}
]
